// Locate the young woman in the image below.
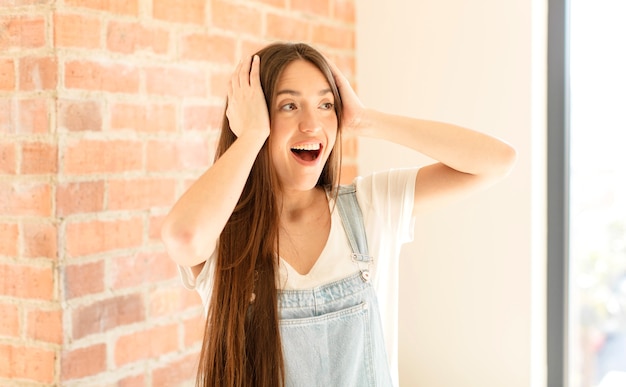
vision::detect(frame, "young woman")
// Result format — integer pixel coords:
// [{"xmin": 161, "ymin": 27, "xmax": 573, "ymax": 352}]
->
[{"xmin": 161, "ymin": 42, "xmax": 517, "ymax": 387}]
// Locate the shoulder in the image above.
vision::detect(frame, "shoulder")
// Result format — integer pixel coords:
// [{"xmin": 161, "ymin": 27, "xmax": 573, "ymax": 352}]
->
[{"xmin": 353, "ymin": 168, "xmax": 419, "ymax": 203}]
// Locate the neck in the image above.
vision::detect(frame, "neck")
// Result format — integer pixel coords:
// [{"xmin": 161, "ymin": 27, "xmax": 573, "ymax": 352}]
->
[{"xmin": 277, "ymin": 186, "xmax": 326, "ymax": 221}]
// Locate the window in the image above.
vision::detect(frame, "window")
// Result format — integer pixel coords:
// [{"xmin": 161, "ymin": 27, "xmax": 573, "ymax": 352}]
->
[{"xmin": 549, "ymin": 1, "xmax": 626, "ymax": 386}]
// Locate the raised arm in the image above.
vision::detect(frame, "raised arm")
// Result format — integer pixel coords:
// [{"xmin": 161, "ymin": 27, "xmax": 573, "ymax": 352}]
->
[
  {"xmin": 328, "ymin": 59, "xmax": 517, "ymax": 214},
  {"xmin": 161, "ymin": 55, "xmax": 269, "ymax": 269}
]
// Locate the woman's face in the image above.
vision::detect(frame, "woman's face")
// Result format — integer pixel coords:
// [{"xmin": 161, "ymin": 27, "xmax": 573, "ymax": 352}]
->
[{"xmin": 269, "ymin": 59, "xmax": 338, "ymax": 191}]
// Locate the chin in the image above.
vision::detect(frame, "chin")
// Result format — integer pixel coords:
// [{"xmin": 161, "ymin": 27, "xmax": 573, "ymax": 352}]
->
[{"xmin": 283, "ymin": 174, "xmax": 323, "ymax": 192}]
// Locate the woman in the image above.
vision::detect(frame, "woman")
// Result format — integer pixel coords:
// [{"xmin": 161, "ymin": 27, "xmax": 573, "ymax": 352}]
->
[{"xmin": 161, "ymin": 42, "xmax": 516, "ymax": 387}]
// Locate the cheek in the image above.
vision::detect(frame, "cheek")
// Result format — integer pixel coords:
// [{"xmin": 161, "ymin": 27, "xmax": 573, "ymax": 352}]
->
[{"xmin": 325, "ymin": 117, "xmax": 338, "ymax": 143}]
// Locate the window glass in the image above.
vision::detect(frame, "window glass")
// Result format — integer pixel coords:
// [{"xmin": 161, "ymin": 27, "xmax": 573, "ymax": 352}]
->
[{"xmin": 569, "ymin": 1, "xmax": 626, "ymax": 386}]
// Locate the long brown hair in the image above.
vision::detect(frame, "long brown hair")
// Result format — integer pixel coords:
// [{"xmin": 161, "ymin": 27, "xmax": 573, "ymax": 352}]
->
[{"xmin": 197, "ymin": 43, "xmax": 344, "ymax": 387}]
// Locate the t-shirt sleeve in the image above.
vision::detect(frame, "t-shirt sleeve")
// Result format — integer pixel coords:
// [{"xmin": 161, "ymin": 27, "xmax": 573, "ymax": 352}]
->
[
  {"xmin": 177, "ymin": 251, "xmax": 216, "ymax": 313},
  {"xmin": 354, "ymin": 168, "xmax": 418, "ymax": 245}
]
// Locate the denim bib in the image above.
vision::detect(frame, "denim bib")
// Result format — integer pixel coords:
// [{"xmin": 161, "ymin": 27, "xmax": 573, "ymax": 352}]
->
[{"xmin": 278, "ymin": 185, "xmax": 393, "ymax": 387}]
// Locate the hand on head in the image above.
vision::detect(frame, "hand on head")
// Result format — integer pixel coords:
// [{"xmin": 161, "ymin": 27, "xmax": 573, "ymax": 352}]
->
[
  {"xmin": 325, "ymin": 57, "xmax": 365, "ymax": 133},
  {"xmin": 226, "ymin": 55, "xmax": 271, "ymax": 140}
]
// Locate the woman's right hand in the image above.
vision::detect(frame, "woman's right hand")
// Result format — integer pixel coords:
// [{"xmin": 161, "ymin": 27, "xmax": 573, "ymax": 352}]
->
[{"xmin": 226, "ymin": 55, "xmax": 270, "ymax": 140}]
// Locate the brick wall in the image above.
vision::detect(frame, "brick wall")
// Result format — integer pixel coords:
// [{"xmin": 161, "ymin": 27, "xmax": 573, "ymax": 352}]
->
[{"xmin": 0, "ymin": 0, "xmax": 356, "ymax": 385}]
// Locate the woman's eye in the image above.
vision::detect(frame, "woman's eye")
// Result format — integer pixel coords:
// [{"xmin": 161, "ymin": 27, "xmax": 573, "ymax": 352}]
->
[
  {"xmin": 280, "ymin": 103, "xmax": 297, "ymax": 111},
  {"xmin": 320, "ymin": 102, "xmax": 334, "ymax": 110}
]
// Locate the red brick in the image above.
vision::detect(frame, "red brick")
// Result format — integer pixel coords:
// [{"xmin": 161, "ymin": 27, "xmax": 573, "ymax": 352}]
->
[
  {"xmin": 19, "ymin": 56, "xmax": 57, "ymax": 91},
  {"xmin": 148, "ymin": 214, "xmax": 165, "ymax": 241},
  {"xmin": 64, "ymin": 260, "xmax": 105, "ymax": 299},
  {"xmin": 65, "ymin": 217, "xmax": 143, "ymax": 258},
  {"xmin": 0, "ymin": 303, "xmax": 19, "ymax": 337},
  {"xmin": 180, "ymin": 33, "xmax": 236, "ymax": 63},
  {"xmin": 149, "ymin": 287, "xmax": 189, "ymax": 318},
  {"xmin": 65, "ymin": 60, "xmax": 140, "ymax": 93},
  {"xmin": 182, "ymin": 178, "xmax": 197, "ymax": 191},
  {"xmin": 56, "ymin": 180, "xmax": 105, "ymax": 216},
  {"xmin": 152, "ymin": 353, "xmax": 197, "ymax": 387},
  {"xmin": 18, "ymin": 98, "xmax": 49, "ymax": 133},
  {"xmin": 266, "ymin": 13, "xmax": 310, "ymax": 41},
  {"xmin": 110, "ymin": 103, "xmax": 176, "ymax": 132},
  {"xmin": 63, "ymin": 139, "xmax": 143, "ymax": 174},
  {"xmin": 240, "ymin": 39, "xmax": 269, "ymax": 58},
  {"xmin": 291, "ymin": 0, "xmax": 330, "ymax": 17},
  {"xmin": 145, "ymin": 66, "xmax": 207, "ymax": 97},
  {"xmin": 183, "ymin": 104, "xmax": 224, "ymax": 131},
  {"xmin": 0, "ymin": 263, "xmax": 54, "ymax": 300},
  {"xmin": 0, "ymin": 344, "xmax": 55, "ymax": 383},
  {"xmin": 108, "ymin": 178, "xmax": 176, "ymax": 211},
  {"xmin": 0, "ymin": 0, "xmax": 53, "ymax": 6},
  {"xmin": 146, "ymin": 138, "xmax": 209, "ymax": 172},
  {"xmin": 312, "ymin": 23, "xmax": 354, "ymax": 50},
  {"xmin": 153, "ymin": 0, "xmax": 205, "ymax": 24},
  {"xmin": 255, "ymin": 0, "xmax": 285, "ymax": 7},
  {"xmin": 58, "ymin": 99, "xmax": 102, "ymax": 132},
  {"xmin": 21, "ymin": 141, "xmax": 58, "ymax": 174},
  {"xmin": 0, "ymin": 182, "xmax": 52, "ymax": 217},
  {"xmin": 64, "ymin": 0, "xmax": 138, "ymax": 15},
  {"xmin": 183, "ymin": 314, "xmax": 204, "ymax": 347},
  {"xmin": 61, "ymin": 343, "xmax": 106, "ymax": 380},
  {"xmin": 0, "ymin": 16, "xmax": 46, "ymax": 50},
  {"xmin": 54, "ymin": 13, "xmax": 101, "ymax": 49},
  {"xmin": 118, "ymin": 374, "xmax": 145, "ymax": 387},
  {"xmin": 211, "ymin": 1, "xmax": 262, "ymax": 36},
  {"xmin": 0, "ymin": 98, "xmax": 13, "ymax": 132},
  {"xmin": 114, "ymin": 324, "xmax": 178, "ymax": 366},
  {"xmin": 22, "ymin": 221, "xmax": 57, "ymax": 259},
  {"xmin": 333, "ymin": 0, "xmax": 355, "ymax": 24},
  {"xmin": 209, "ymin": 70, "xmax": 230, "ymax": 98},
  {"xmin": 107, "ymin": 21, "xmax": 169, "ymax": 54},
  {"xmin": 26, "ymin": 308, "xmax": 62, "ymax": 344},
  {"xmin": 71, "ymin": 294, "xmax": 144, "ymax": 339},
  {"xmin": 180, "ymin": 283, "xmax": 203, "ymax": 309},
  {"xmin": 111, "ymin": 251, "xmax": 177, "ymax": 289},
  {"xmin": 0, "ymin": 59, "xmax": 15, "ymax": 91},
  {"xmin": 0, "ymin": 223, "xmax": 18, "ymax": 256},
  {"xmin": 0, "ymin": 142, "xmax": 17, "ymax": 174}
]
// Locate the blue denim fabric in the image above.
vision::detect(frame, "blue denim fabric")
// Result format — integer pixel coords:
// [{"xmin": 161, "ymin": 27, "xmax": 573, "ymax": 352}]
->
[{"xmin": 278, "ymin": 185, "xmax": 393, "ymax": 387}]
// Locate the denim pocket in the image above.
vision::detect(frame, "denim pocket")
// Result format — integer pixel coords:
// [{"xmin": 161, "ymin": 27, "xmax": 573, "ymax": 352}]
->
[{"xmin": 280, "ymin": 302, "xmax": 375, "ymax": 387}]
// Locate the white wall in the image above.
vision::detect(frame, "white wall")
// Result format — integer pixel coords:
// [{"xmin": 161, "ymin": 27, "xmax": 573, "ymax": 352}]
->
[{"xmin": 356, "ymin": 1, "xmax": 547, "ymax": 386}]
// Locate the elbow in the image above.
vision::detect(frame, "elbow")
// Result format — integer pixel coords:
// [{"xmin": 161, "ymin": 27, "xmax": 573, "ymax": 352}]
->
[
  {"xmin": 160, "ymin": 219, "xmax": 195, "ymax": 266},
  {"xmin": 492, "ymin": 143, "xmax": 517, "ymax": 179},
  {"xmin": 160, "ymin": 218, "xmax": 216, "ymax": 267},
  {"xmin": 481, "ymin": 142, "xmax": 518, "ymax": 180},
  {"xmin": 496, "ymin": 143, "xmax": 518, "ymax": 177}
]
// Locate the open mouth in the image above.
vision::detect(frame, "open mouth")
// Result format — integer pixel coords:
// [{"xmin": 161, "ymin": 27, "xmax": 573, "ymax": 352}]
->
[{"xmin": 290, "ymin": 143, "xmax": 322, "ymax": 162}]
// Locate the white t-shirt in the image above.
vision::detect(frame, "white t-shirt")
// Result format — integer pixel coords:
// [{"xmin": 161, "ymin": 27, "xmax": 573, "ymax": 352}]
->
[{"xmin": 179, "ymin": 167, "xmax": 418, "ymax": 385}]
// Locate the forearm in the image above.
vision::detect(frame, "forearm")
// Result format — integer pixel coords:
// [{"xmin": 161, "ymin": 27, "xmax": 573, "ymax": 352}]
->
[
  {"xmin": 357, "ymin": 109, "xmax": 517, "ymax": 176},
  {"xmin": 161, "ymin": 132, "xmax": 266, "ymax": 267}
]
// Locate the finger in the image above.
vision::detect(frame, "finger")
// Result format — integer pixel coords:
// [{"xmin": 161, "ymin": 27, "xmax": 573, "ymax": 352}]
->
[
  {"xmin": 249, "ymin": 55, "xmax": 261, "ymax": 88},
  {"xmin": 239, "ymin": 55, "xmax": 253, "ymax": 86}
]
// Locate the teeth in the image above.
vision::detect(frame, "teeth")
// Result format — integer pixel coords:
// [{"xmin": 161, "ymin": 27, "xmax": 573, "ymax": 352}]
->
[{"xmin": 291, "ymin": 143, "xmax": 320, "ymax": 151}]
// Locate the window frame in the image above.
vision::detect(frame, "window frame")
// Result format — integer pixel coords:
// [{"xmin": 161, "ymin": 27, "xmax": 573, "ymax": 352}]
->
[{"xmin": 547, "ymin": 0, "xmax": 570, "ymax": 385}]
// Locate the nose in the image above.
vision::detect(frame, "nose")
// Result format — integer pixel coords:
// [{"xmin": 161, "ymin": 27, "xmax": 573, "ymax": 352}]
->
[{"xmin": 298, "ymin": 107, "xmax": 321, "ymax": 133}]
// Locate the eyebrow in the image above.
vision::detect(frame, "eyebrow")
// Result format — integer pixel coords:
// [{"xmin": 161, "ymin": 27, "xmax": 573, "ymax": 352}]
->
[{"xmin": 275, "ymin": 88, "xmax": 332, "ymax": 97}]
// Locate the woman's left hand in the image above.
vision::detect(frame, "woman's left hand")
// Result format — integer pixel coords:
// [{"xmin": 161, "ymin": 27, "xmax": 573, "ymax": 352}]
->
[{"xmin": 326, "ymin": 58, "xmax": 365, "ymax": 133}]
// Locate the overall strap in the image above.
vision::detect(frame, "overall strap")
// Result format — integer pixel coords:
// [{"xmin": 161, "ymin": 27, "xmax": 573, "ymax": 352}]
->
[{"xmin": 336, "ymin": 184, "xmax": 373, "ymax": 281}]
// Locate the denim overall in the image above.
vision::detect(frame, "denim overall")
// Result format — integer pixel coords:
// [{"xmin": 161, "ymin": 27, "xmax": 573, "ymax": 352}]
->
[{"xmin": 278, "ymin": 185, "xmax": 393, "ymax": 387}]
